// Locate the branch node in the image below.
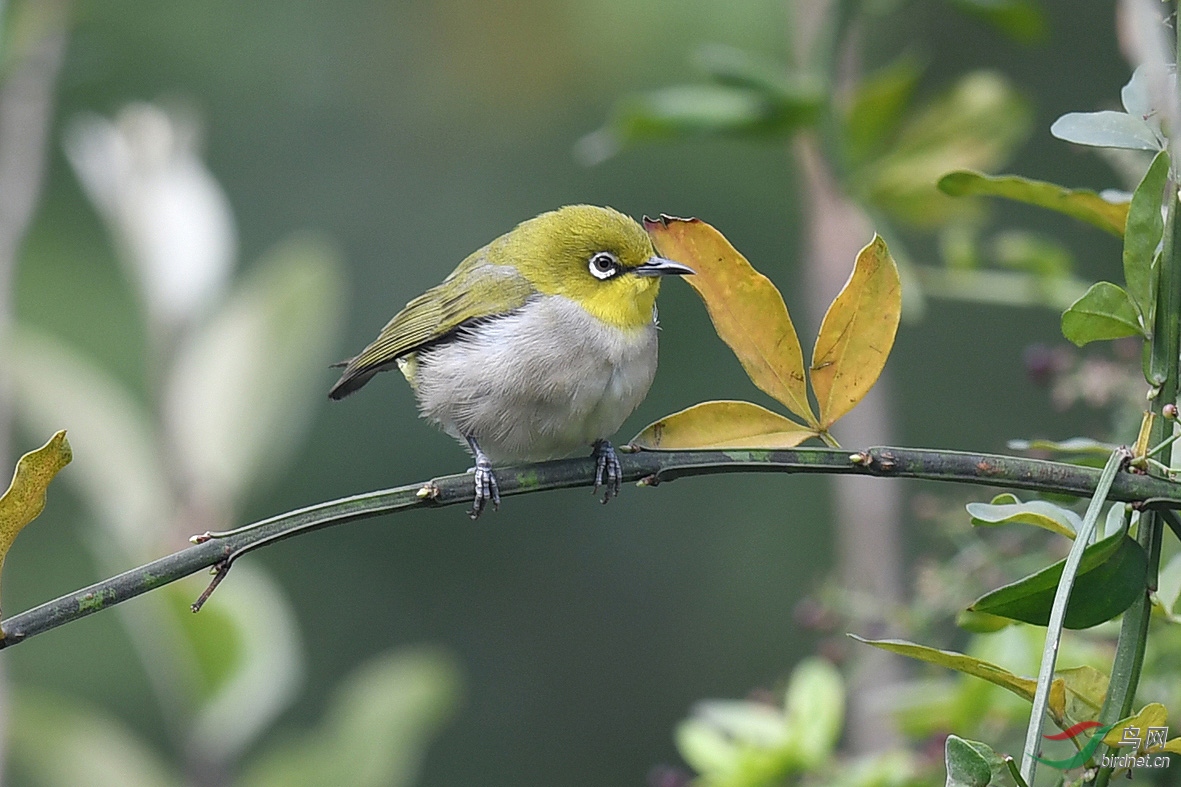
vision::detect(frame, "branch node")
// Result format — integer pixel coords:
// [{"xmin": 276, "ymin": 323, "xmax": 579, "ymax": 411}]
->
[
  {"xmin": 416, "ymin": 482, "xmax": 441, "ymax": 500},
  {"xmin": 191, "ymin": 561, "xmax": 232, "ymax": 613},
  {"xmin": 849, "ymin": 452, "xmax": 870, "ymax": 465},
  {"xmin": 867, "ymin": 450, "xmax": 897, "ymax": 472}
]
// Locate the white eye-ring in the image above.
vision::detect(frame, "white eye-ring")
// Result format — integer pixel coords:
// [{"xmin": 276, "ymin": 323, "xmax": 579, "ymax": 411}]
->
[{"xmin": 589, "ymin": 251, "xmax": 619, "ymax": 280}]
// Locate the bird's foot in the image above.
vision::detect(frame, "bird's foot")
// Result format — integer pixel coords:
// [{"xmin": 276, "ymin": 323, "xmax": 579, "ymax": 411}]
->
[
  {"xmin": 592, "ymin": 439, "xmax": 622, "ymax": 503},
  {"xmin": 466, "ymin": 436, "xmax": 500, "ymax": 519}
]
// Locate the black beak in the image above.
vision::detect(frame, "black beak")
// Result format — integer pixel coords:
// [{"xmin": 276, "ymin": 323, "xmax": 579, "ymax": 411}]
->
[{"xmin": 633, "ymin": 256, "xmax": 694, "ymax": 277}]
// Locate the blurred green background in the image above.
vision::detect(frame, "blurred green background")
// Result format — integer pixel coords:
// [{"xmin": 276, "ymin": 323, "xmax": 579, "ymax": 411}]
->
[{"xmin": 0, "ymin": 0, "xmax": 1142, "ymax": 785}]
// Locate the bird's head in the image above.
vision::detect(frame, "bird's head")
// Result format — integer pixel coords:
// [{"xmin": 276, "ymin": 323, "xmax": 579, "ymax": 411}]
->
[{"xmin": 494, "ymin": 205, "xmax": 693, "ymax": 330}]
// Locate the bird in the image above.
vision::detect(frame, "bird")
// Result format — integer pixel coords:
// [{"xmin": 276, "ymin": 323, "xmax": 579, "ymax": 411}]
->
[{"xmin": 329, "ymin": 204, "xmax": 693, "ymax": 518}]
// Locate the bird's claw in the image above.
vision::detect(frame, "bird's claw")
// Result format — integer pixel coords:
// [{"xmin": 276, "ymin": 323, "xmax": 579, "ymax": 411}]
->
[
  {"xmin": 592, "ymin": 439, "xmax": 622, "ymax": 503},
  {"xmin": 470, "ymin": 456, "xmax": 500, "ymax": 519}
]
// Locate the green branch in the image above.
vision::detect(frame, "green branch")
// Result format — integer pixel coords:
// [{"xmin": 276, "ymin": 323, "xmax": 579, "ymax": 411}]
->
[{"xmin": 2, "ymin": 445, "xmax": 1180, "ymax": 649}]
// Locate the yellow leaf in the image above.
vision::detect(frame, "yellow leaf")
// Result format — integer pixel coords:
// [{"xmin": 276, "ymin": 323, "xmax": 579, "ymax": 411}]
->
[
  {"xmin": 810, "ymin": 235, "xmax": 901, "ymax": 428},
  {"xmin": 1102, "ymin": 702, "xmax": 1169, "ymax": 748},
  {"xmin": 1056, "ymin": 665, "xmax": 1108, "ymax": 724},
  {"xmin": 644, "ymin": 215, "xmax": 818, "ymax": 427},
  {"xmin": 1160, "ymin": 737, "xmax": 1181, "ymax": 754},
  {"xmin": 0, "ymin": 431, "xmax": 72, "ymax": 611},
  {"xmin": 630, "ymin": 400, "xmax": 818, "ymax": 450},
  {"xmin": 852, "ymin": 636, "xmax": 1068, "ymax": 726}
]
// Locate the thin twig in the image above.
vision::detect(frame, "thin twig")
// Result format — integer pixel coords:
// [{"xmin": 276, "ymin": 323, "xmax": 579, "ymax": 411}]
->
[{"xmin": 2, "ymin": 445, "xmax": 1180, "ymax": 649}]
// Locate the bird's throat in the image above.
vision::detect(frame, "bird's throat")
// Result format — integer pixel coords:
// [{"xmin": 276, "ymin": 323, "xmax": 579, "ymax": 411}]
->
[{"xmin": 575, "ymin": 279, "xmax": 660, "ymax": 331}]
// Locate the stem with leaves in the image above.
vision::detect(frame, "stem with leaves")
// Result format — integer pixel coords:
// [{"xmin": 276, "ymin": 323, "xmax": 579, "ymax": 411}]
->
[{"xmin": 1091, "ymin": 173, "xmax": 1181, "ymax": 787}]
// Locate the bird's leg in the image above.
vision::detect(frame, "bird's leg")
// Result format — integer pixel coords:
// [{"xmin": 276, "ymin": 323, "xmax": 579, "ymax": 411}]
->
[
  {"xmin": 591, "ymin": 439, "xmax": 622, "ymax": 503},
  {"xmin": 465, "ymin": 435, "xmax": 500, "ymax": 519}
]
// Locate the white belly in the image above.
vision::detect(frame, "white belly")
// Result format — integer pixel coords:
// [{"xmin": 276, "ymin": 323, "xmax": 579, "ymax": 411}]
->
[{"xmin": 407, "ymin": 295, "xmax": 658, "ymax": 462}]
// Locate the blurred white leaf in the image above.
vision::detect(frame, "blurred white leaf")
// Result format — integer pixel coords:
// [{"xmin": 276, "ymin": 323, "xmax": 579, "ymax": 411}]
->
[
  {"xmin": 1154, "ymin": 553, "xmax": 1181, "ymax": 622},
  {"xmin": 692, "ymin": 699, "xmax": 788, "ymax": 748},
  {"xmin": 9, "ymin": 688, "xmax": 181, "ymax": 787},
  {"xmin": 64, "ymin": 103, "xmax": 237, "ymax": 326},
  {"xmin": 1050, "ymin": 110, "xmax": 1163, "ymax": 151},
  {"xmin": 238, "ymin": 647, "xmax": 462, "ymax": 787},
  {"xmin": 1122, "ymin": 63, "xmax": 1153, "ymax": 120},
  {"xmin": 1119, "ymin": 0, "xmax": 1180, "ymax": 145},
  {"xmin": 1102, "ymin": 502, "xmax": 1128, "ymax": 540},
  {"xmin": 5, "ymin": 328, "xmax": 171, "ymax": 558},
  {"xmin": 186, "ymin": 563, "xmax": 304, "ymax": 765},
  {"xmin": 165, "ymin": 234, "xmax": 345, "ymax": 507}
]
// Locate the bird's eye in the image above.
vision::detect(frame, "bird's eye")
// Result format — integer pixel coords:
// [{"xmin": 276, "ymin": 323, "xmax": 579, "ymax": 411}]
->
[{"xmin": 588, "ymin": 252, "xmax": 619, "ymax": 280}]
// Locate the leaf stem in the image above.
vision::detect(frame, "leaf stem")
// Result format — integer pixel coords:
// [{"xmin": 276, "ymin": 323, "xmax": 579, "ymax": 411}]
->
[
  {"xmin": 1019, "ymin": 447, "xmax": 1129, "ymax": 784},
  {"xmin": 2, "ymin": 445, "xmax": 1180, "ymax": 649}
]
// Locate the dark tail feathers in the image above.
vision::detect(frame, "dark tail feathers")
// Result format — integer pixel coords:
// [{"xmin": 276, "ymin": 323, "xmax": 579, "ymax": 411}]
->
[{"xmin": 327, "ymin": 361, "xmax": 380, "ymax": 400}]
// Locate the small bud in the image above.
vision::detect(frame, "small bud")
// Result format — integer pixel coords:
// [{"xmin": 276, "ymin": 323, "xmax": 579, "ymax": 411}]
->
[
  {"xmin": 1164, "ymin": 403, "xmax": 1178, "ymax": 419},
  {"xmin": 1022, "ymin": 343, "xmax": 1071, "ymax": 385}
]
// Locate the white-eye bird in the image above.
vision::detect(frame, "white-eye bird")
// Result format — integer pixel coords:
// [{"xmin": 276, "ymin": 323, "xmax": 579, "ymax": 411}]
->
[{"xmin": 329, "ymin": 204, "xmax": 692, "ymax": 517}]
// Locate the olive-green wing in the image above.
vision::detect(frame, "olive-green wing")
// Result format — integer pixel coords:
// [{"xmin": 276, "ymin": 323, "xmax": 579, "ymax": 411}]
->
[{"xmin": 329, "ymin": 255, "xmax": 535, "ymax": 399}]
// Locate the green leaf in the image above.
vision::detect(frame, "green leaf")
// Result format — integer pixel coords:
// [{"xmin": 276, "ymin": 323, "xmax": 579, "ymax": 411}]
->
[
  {"xmin": 992, "ymin": 231, "xmax": 1074, "ymax": 279},
  {"xmin": 946, "ymin": 0, "xmax": 1047, "ymax": 43},
  {"xmin": 956, "ymin": 609, "xmax": 1015, "ymax": 633},
  {"xmin": 844, "ymin": 55, "xmax": 924, "ymax": 167},
  {"xmin": 577, "ymin": 81, "xmax": 823, "ymax": 164},
  {"xmin": 783, "ymin": 657, "xmax": 844, "ymax": 767},
  {"xmin": 850, "ymin": 636, "xmax": 1065, "ymax": 722},
  {"xmin": 1123, "ymin": 150, "xmax": 1169, "ymax": 322},
  {"xmin": 675, "ymin": 715, "xmax": 743, "ymax": 777},
  {"xmin": 969, "ymin": 533, "xmax": 1148, "ymax": 628},
  {"xmin": 859, "ymin": 72, "xmax": 1032, "ymax": 227},
  {"xmin": 238, "ymin": 647, "xmax": 461, "ymax": 787},
  {"xmin": 944, "ymin": 735, "xmax": 993, "ymax": 787},
  {"xmin": 673, "ymin": 658, "xmax": 846, "ymax": 784},
  {"xmin": 966, "ymin": 498, "xmax": 1079, "ymax": 538},
  {"xmin": 0, "ymin": 431, "xmax": 71, "ymax": 614},
  {"xmin": 1007, "ymin": 438, "xmax": 1118, "ymax": 468},
  {"xmin": 9, "ymin": 687, "xmax": 182, "ymax": 787},
  {"xmin": 676, "ymin": 700, "xmax": 802, "ymax": 783},
  {"xmin": 1051, "ymin": 110, "xmax": 1162, "ymax": 151},
  {"xmin": 693, "ymin": 43, "xmax": 804, "ymax": 99},
  {"xmin": 692, "ymin": 700, "xmax": 789, "ymax": 749},
  {"xmin": 938, "ymin": 171, "xmax": 1129, "ymax": 236},
  {"xmin": 1060, "ymin": 282, "xmax": 1145, "ymax": 347},
  {"xmin": 182, "ymin": 566, "xmax": 303, "ymax": 763}
]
